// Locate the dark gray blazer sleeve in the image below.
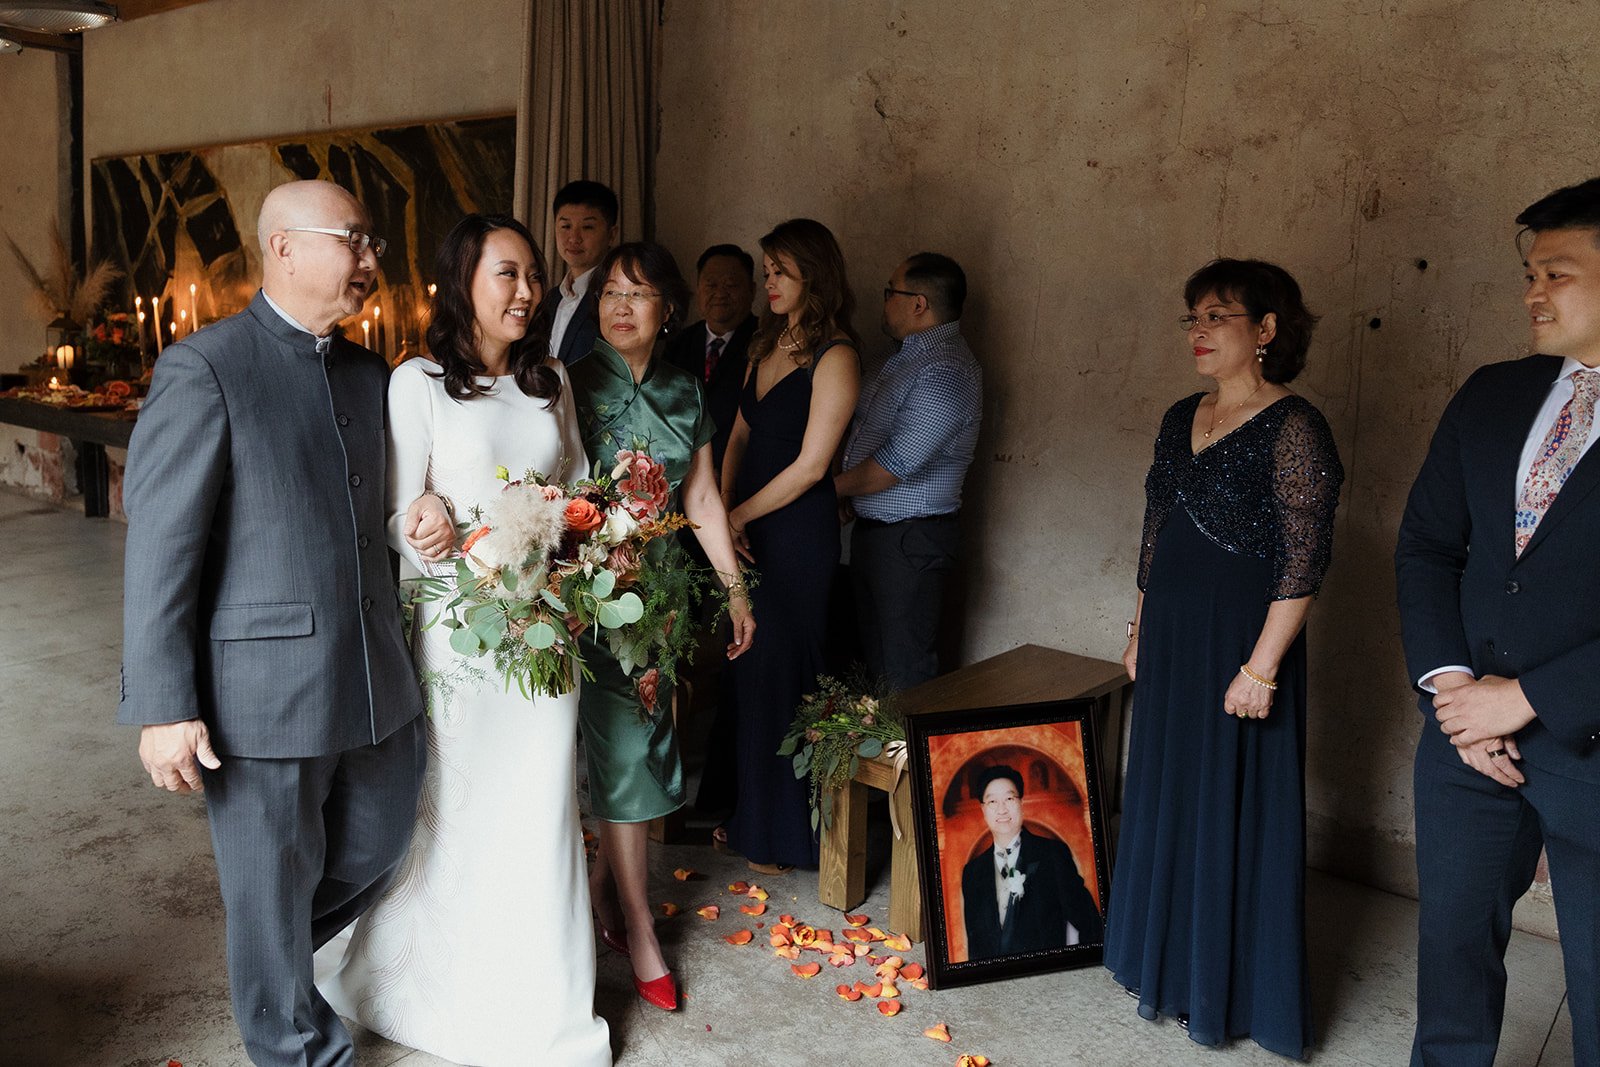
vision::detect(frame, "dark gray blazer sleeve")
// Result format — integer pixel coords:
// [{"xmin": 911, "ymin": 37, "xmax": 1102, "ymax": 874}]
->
[
  {"xmin": 1394, "ymin": 369, "xmax": 1478, "ymax": 694},
  {"xmin": 118, "ymin": 342, "xmax": 231, "ymax": 725}
]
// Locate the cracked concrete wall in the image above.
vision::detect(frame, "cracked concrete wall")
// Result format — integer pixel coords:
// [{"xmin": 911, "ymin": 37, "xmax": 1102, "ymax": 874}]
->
[
  {"xmin": 655, "ymin": 0, "xmax": 1600, "ymax": 931},
  {"xmin": 0, "ymin": 48, "xmax": 62, "ymax": 373}
]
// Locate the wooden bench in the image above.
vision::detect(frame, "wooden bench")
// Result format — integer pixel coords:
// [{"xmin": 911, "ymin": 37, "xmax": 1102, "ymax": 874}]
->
[{"xmin": 816, "ymin": 643, "xmax": 1133, "ymax": 943}]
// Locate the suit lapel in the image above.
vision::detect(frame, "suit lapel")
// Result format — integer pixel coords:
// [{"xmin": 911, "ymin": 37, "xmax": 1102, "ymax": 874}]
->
[
  {"xmin": 1488, "ymin": 358, "xmax": 1561, "ymax": 560},
  {"xmin": 1523, "ymin": 427, "xmax": 1600, "ymax": 560}
]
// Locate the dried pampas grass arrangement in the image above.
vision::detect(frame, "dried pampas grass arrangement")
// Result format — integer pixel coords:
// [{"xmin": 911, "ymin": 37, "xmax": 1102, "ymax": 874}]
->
[{"xmin": 5, "ymin": 219, "xmax": 122, "ymax": 325}]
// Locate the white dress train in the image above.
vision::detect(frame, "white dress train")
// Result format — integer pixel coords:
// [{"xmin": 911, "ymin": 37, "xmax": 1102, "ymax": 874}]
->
[{"xmin": 315, "ymin": 357, "xmax": 611, "ymax": 1067}]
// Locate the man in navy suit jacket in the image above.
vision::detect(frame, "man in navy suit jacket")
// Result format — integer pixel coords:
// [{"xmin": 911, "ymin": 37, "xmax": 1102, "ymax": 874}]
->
[
  {"xmin": 1396, "ymin": 177, "xmax": 1600, "ymax": 1067},
  {"xmin": 539, "ymin": 179, "xmax": 618, "ymax": 365}
]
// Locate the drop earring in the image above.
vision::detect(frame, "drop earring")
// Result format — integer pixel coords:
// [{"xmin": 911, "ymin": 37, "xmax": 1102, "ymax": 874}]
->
[{"xmin": 1255, "ymin": 345, "xmax": 1267, "ymax": 362}]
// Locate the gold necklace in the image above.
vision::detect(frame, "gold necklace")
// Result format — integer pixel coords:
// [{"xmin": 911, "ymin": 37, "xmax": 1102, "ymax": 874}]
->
[
  {"xmin": 777, "ymin": 323, "xmax": 805, "ymax": 352},
  {"xmin": 1204, "ymin": 378, "xmax": 1267, "ymax": 439}
]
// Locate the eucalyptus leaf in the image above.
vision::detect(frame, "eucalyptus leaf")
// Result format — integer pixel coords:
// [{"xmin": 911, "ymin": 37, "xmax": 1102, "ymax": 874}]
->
[
  {"xmin": 539, "ymin": 588, "xmax": 569, "ymax": 613},
  {"xmin": 596, "ymin": 601, "xmax": 625, "ymax": 630},
  {"xmin": 524, "ymin": 621, "xmax": 559, "ymax": 650},
  {"xmin": 501, "ymin": 568, "xmax": 519, "ymax": 593},
  {"xmin": 857, "ymin": 738, "xmax": 883, "ymax": 758},
  {"xmin": 449, "ymin": 626, "xmax": 482, "ymax": 655},
  {"xmin": 776, "ymin": 737, "xmax": 798, "ymax": 756},
  {"xmin": 590, "ymin": 568, "xmax": 616, "ymax": 599},
  {"xmin": 454, "ymin": 559, "xmax": 475, "ymax": 584},
  {"xmin": 613, "ymin": 591, "xmax": 644, "ymax": 624}
]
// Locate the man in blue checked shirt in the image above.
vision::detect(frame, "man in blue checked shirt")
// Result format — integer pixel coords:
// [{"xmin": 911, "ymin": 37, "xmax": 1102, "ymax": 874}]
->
[{"xmin": 836, "ymin": 252, "xmax": 983, "ymax": 690}]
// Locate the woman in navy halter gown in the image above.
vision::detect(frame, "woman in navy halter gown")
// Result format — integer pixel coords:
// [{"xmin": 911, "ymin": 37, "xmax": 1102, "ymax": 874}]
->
[{"xmin": 719, "ymin": 218, "xmax": 861, "ymax": 873}]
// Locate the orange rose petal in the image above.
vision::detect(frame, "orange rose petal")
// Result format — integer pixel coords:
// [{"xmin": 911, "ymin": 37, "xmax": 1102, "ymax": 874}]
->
[
  {"xmin": 792, "ymin": 926, "xmax": 816, "ymax": 946},
  {"xmin": 854, "ymin": 980, "xmax": 883, "ymax": 997},
  {"xmin": 658, "ymin": 902, "xmax": 681, "ymax": 917},
  {"xmin": 955, "ymin": 1057, "xmax": 990, "ymax": 1067},
  {"xmin": 900, "ymin": 962, "xmax": 924, "ymax": 980},
  {"xmin": 791, "ymin": 962, "xmax": 822, "ymax": 979},
  {"xmin": 778, "ymin": 913, "xmax": 797, "ymax": 927},
  {"xmin": 836, "ymin": 984, "xmax": 863, "ymax": 1001},
  {"xmin": 724, "ymin": 929, "xmax": 754, "ymax": 946},
  {"xmin": 769, "ymin": 931, "xmax": 790, "ymax": 947},
  {"xmin": 884, "ymin": 933, "xmax": 913, "ymax": 951},
  {"xmin": 774, "ymin": 945, "xmax": 801, "ymax": 960},
  {"xmin": 843, "ymin": 928, "xmax": 872, "ymax": 943},
  {"xmin": 909, "ymin": 977, "xmax": 929, "ymax": 990},
  {"xmin": 867, "ymin": 954, "xmax": 885, "ymax": 965},
  {"xmin": 853, "ymin": 944, "xmax": 871, "ymax": 957},
  {"xmin": 867, "ymin": 927, "xmax": 889, "ymax": 941},
  {"xmin": 747, "ymin": 886, "xmax": 770, "ymax": 901},
  {"xmin": 727, "ymin": 881, "xmax": 750, "ymax": 894},
  {"xmin": 844, "ymin": 913, "xmax": 871, "ymax": 927},
  {"xmin": 877, "ymin": 1000, "xmax": 902, "ymax": 1017},
  {"xmin": 830, "ymin": 951, "xmax": 857, "ymax": 967},
  {"xmin": 875, "ymin": 962, "xmax": 901, "ymax": 980},
  {"xmin": 814, "ymin": 929, "xmax": 835, "ymax": 944},
  {"xmin": 673, "ymin": 868, "xmax": 701, "ymax": 881},
  {"xmin": 739, "ymin": 902, "xmax": 767, "ymax": 916},
  {"xmin": 696, "ymin": 905, "xmax": 721, "ymax": 920},
  {"xmin": 880, "ymin": 980, "xmax": 900, "ymax": 998},
  {"xmin": 923, "ymin": 1022, "xmax": 952, "ymax": 1043}
]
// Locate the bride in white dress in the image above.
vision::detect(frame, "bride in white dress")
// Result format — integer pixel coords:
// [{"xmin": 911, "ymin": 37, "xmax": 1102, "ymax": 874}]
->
[{"xmin": 315, "ymin": 215, "xmax": 611, "ymax": 1066}]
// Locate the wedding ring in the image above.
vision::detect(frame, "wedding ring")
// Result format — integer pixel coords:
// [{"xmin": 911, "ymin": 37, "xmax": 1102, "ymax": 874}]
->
[{"xmin": 1487, "ymin": 748, "xmax": 1506, "ymax": 758}]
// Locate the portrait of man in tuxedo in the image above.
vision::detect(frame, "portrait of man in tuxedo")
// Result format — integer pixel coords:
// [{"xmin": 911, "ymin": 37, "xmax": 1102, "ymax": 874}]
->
[
  {"xmin": 959, "ymin": 765, "xmax": 1103, "ymax": 961},
  {"xmin": 1396, "ymin": 176, "xmax": 1600, "ymax": 1067}
]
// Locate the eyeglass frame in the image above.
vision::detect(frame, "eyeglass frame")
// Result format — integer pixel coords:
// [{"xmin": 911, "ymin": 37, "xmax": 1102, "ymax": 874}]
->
[
  {"xmin": 1178, "ymin": 311, "xmax": 1252, "ymax": 331},
  {"xmin": 883, "ymin": 286, "xmax": 925, "ymax": 302},
  {"xmin": 284, "ymin": 227, "xmax": 388, "ymax": 259},
  {"xmin": 598, "ymin": 287, "xmax": 663, "ymax": 307}
]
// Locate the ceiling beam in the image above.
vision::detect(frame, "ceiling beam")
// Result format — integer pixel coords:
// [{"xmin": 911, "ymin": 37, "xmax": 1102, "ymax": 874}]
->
[{"xmin": 0, "ymin": 26, "xmax": 81, "ymax": 53}]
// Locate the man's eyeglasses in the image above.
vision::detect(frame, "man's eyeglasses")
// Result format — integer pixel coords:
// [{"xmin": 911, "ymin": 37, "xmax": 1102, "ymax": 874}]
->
[
  {"xmin": 883, "ymin": 286, "xmax": 923, "ymax": 302},
  {"xmin": 1178, "ymin": 311, "xmax": 1250, "ymax": 331},
  {"xmin": 285, "ymin": 227, "xmax": 388, "ymax": 258},
  {"xmin": 599, "ymin": 288, "xmax": 662, "ymax": 307}
]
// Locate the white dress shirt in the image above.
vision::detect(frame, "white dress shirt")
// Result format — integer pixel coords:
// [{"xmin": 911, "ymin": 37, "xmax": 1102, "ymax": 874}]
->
[
  {"xmin": 1419, "ymin": 357, "xmax": 1600, "ymax": 690},
  {"xmin": 548, "ymin": 266, "xmax": 597, "ymax": 360}
]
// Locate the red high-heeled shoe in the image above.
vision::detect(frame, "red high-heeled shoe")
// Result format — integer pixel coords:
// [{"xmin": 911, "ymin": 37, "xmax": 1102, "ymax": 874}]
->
[
  {"xmin": 633, "ymin": 970, "xmax": 679, "ymax": 1011},
  {"xmin": 593, "ymin": 912, "xmax": 630, "ymax": 957}
]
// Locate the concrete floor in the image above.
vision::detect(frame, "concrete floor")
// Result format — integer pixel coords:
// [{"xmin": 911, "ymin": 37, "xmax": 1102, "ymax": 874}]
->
[{"xmin": 0, "ymin": 488, "xmax": 1575, "ymax": 1067}]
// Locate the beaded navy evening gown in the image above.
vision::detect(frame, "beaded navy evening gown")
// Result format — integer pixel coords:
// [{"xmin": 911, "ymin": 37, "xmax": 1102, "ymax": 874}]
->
[
  {"xmin": 724, "ymin": 342, "xmax": 852, "ymax": 869},
  {"xmin": 1105, "ymin": 393, "xmax": 1343, "ymax": 1060}
]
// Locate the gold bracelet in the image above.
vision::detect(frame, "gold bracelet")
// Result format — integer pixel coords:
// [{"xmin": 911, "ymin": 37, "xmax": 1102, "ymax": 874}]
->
[
  {"xmin": 1239, "ymin": 664, "xmax": 1278, "ymax": 690},
  {"xmin": 724, "ymin": 581, "xmax": 749, "ymax": 599}
]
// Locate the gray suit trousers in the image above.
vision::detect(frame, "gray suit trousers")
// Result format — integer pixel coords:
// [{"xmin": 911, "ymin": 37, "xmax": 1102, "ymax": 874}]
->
[{"xmin": 201, "ymin": 716, "xmax": 425, "ymax": 1067}]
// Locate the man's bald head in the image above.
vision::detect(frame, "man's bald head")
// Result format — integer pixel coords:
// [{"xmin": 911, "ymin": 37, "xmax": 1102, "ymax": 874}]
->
[{"xmin": 256, "ymin": 180, "xmax": 378, "ymax": 336}]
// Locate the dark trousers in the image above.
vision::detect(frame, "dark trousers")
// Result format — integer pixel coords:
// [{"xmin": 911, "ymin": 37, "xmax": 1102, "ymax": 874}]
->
[
  {"xmin": 202, "ymin": 715, "xmax": 426, "ymax": 1067},
  {"xmin": 850, "ymin": 514, "xmax": 960, "ymax": 691},
  {"xmin": 1412, "ymin": 727, "xmax": 1600, "ymax": 1067}
]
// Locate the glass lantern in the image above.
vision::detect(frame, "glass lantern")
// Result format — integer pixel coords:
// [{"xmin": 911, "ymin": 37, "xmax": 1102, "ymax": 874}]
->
[{"xmin": 45, "ymin": 314, "xmax": 83, "ymax": 388}]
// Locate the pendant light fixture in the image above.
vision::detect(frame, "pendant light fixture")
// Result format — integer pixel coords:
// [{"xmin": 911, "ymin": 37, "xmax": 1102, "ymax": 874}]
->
[{"xmin": 0, "ymin": 2, "xmax": 119, "ymax": 34}]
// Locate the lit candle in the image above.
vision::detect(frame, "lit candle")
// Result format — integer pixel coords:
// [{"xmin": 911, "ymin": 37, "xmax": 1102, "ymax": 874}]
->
[
  {"xmin": 179, "ymin": 308, "xmax": 189, "ymax": 335},
  {"xmin": 362, "ymin": 319, "xmax": 371, "ymax": 349},
  {"xmin": 134, "ymin": 296, "xmax": 145, "ymax": 353},
  {"xmin": 48, "ymin": 375, "xmax": 59, "ymax": 390},
  {"xmin": 189, "ymin": 283, "xmax": 199, "ymax": 333},
  {"xmin": 153, "ymin": 297, "xmax": 164, "ymax": 354},
  {"xmin": 428, "ymin": 284, "xmax": 437, "ymax": 298},
  {"xmin": 170, "ymin": 320, "xmax": 178, "ymax": 343},
  {"xmin": 136, "ymin": 309, "xmax": 147, "ymax": 348},
  {"xmin": 373, "ymin": 304, "xmax": 385, "ymax": 360}
]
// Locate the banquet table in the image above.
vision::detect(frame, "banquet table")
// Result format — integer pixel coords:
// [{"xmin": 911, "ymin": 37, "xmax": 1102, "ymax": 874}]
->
[{"xmin": 0, "ymin": 397, "xmax": 135, "ymax": 517}]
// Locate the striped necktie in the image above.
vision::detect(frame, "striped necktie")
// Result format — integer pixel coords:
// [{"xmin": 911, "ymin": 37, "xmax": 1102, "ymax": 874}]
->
[
  {"xmin": 1515, "ymin": 369, "xmax": 1600, "ymax": 556},
  {"xmin": 705, "ymin": 336, "xmax": 725, "ymax": 382}
]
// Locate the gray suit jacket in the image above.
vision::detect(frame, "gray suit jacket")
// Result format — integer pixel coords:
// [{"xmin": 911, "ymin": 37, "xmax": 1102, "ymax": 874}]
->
[{"xmin": 118, "ymin": 292, "xmax": 424, "ymax": 757}]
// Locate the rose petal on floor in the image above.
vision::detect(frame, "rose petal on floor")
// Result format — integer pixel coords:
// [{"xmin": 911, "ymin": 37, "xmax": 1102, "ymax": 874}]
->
[
  {"xmin": 777, "ymin": 913, "xmax": 797, "ymax": 927},
  {"xmin": 696, "ymin": 905, "xmax": 721, "ymax": 920},
  {"xmin": 658, "ymin": 902, "xmax": 681, "ymax": 917},
  {"xmin": 884, "ymin": 933, "xmax": 913, "ymax": 951},
  {"xmin": 673, "ymin": 868, "xmax": 701, "ymax": 881},
  {"xmin": 774, "ymin": 945, "xmax": 801, "ymax": 960},
  {"xmin": 877, "ymin": 1000, "xmax": 902, "ymax": 1017},
  {"xmin": 791, "ymin": 962, "xmax": 822, "ymax": 979},
  {"xmin": 828, "ymin": 952, "xmax": 855, "ymax": 968},
  {"xmin": 739, "ymin": 902, "xmax": 767, "ymax": 916},
  {"xmin": 900, "ymin": 962, "xmax": 924, "ymax": 980},
  {"xmin": 727, "ymin": 881, "xmax": 750, "ymax": 894},
  {"xmin": 909, "ymin": 977, "xmax": 930, "ymax": 990},
  {"xmin": 880, "ymin": 980, "xmax": 900, "ymax": 998},
  {"xmin": 844, "ymin": 913, "xmax": 870, "ymax": 927},
  {"xmin": 955, "ymin": 1056, "xmax": 990, "ymax": 1067},
  {"xmin": 724, "ymin": 929, "xmax": 753, "ymax": 945},
  {"xmin": 836, "ymin": 984, "xmax": 863, "ymax": 1001},
  {"xmin": 853, "ymin": 980, "xmax": 882, "ymax": 998},
  {"xmin": 746, "ymin": 886, "xmax": 770, "ymax": 901},
  {"xmin": 924, "ymin": 1022, "xmax": 952, "ymax": 1042}
]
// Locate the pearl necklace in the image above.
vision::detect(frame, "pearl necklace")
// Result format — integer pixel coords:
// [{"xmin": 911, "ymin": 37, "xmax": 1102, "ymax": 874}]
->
[
  {"xmin": 1204, "ymin": 378, "xmax": 1267, "ymax": 439},
  {"xmin": 777, "ymin": 323, "xmax": 805, "ymax": 352}
]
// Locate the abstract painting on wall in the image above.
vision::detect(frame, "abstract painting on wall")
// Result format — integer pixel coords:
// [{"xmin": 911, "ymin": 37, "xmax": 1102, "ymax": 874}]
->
[{"xmin": 89, "ymin": 114, "xmax": 515, "ymax": 363}]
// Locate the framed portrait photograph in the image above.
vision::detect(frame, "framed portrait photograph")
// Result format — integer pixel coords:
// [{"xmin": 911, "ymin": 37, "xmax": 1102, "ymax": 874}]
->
[{"xmin": 906, "ymin": 697, "xmax": 1111, "ymax": 988}]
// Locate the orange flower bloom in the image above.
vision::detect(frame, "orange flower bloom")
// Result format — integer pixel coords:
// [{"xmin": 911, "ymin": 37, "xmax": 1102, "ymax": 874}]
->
[
  {"xmin": 564, "ymin": 498, "xmax": 603, "ymax": 533},
  {"xmin": 461, "ymin": 525, "xmax": 492, "ymax": 553}
]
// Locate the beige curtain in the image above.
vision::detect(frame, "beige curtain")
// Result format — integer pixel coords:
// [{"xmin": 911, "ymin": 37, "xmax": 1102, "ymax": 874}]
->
[{"xmin": 513, "ymin": 0, "xmax": 659, "ymax": 276}]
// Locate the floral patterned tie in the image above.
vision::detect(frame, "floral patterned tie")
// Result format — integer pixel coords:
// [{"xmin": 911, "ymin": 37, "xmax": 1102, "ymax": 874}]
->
[{"xmin": 1515, "ymin": 369, "xmax": 1600, "ymax": 556}]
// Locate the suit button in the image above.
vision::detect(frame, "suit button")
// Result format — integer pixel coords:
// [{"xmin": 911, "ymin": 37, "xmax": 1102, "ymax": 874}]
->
[
  {"xmin": 361, "ymin": 596, "xmax": 373, "ymax": 612},
  {"xmin": 358, "ymin": 534, "xmax": 370, "ymax": 549},
  {"xmin": 337, "ymin": 413, "xmax": 350, "ymax": 427},
  {"xmin": 1505, "ymin": 580, "xmax": 1520, "ymax": 594},
  {"xmin": 349, "ymin": 474, "xmax": 362, "ymax": 488}
]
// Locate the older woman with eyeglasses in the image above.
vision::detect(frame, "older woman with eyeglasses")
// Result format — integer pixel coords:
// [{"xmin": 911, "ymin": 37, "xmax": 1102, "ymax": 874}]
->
[
  {"xmin": 1104, "ymin": 259, "xmax": 1344, "ymax": 1059},
  {"xmin": 566, "ymin": 241, "xmax": 756, "ymax": 1013}
]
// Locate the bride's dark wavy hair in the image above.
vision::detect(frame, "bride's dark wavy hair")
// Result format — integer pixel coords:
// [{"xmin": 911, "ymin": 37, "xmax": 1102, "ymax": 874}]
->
[{"xmin": 424, "ymin": 213, "xmax": 559, "ymax": 405}]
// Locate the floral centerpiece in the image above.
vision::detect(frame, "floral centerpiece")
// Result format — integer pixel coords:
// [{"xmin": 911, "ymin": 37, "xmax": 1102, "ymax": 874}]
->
[
  {"xmin": 411, "ymin": 449, "xmax": 715, "ymax": 713},
  {"xmin": 778, "ymin": 673, "xmax": 904, "ymax": 833}
]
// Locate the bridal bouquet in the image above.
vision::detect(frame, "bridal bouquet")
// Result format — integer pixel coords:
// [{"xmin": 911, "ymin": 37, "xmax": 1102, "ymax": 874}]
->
[{"xmin": 412, "ymin": 449, "xmax": 706, "ymax": 708}]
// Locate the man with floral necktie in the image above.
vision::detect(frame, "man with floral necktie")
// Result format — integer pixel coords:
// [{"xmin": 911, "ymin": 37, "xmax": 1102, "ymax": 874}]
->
[{"xmin": 959, "ymin": 765, "xmax": 1102, "ymax": 960}]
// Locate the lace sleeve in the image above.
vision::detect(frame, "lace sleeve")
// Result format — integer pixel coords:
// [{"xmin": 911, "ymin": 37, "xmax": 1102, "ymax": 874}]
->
[
  {"xmin": 1137, "ymin": 401, "xmax": 1190, "ymax": 590},
  {"xmin": 1268, "ymin": 401, "xmax": 1344, "ymax": 599}
]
